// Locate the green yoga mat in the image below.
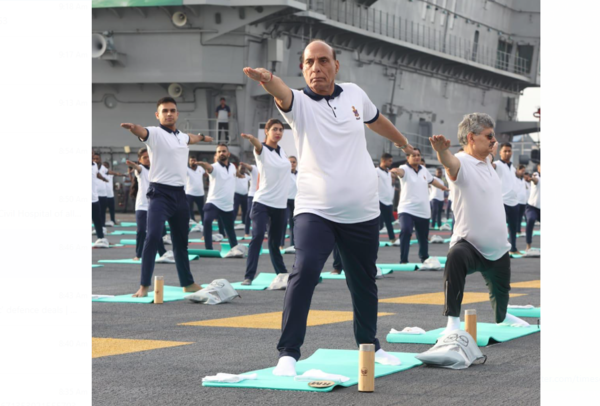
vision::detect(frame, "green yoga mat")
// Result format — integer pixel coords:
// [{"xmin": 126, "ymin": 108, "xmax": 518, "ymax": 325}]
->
[
  {"xmin": 377, "ymin": 263, "xmax": 419, "ymax": 271},
  {"xmin": 92, "ymin": 285, "xmax": 189, "ymax": 303},
  {"xmin": 202, "ymin": 349, "xmax": 422, "ymax": 392},
  {"xmin": 119, "ymin": 222, "xmax": 137, "ymax": 227},
  {"xmin": 507, "ymin": 307, "xmax": 540, "ymax": 318},
  {"xmin": 201, "ymin": 272, "xmax": 278, "ymax": 291},
  {"xmin": 188, "ymin": 248, "xmax": 223, "ymax": 258},
  {"xmin": 533, "ymin": 230, "xmax": 541, "ymax": 236},
  {"xmin": 321, "ymin": 268, "xmax": 394, "ymax": 280},
  {"xmin": 92, "ymin": 265, "xmax": 103, "ymax": 268},
  {"xmin": 386, "ymin": 322, "xmax": 540, "ymax": 347},
  {"xmin": 91, "ymin": 243, "xmax": 124, "ymax": 248},
  {"xmin": 109, "ymin": 230, "xmax": 137, "ymax": 235},
  {"xmin": 98, "ymin": 254, "xmax": 199, "ymax": 264},
  {"xmin": 120, "ymin": 239, "xmax": 136, "ymax": 245}
]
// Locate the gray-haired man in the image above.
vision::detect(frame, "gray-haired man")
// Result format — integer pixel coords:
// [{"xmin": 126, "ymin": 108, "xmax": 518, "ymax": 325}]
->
[{"xmin": 429, "ymin": 113, "xmax": 529, "ymax": 333}]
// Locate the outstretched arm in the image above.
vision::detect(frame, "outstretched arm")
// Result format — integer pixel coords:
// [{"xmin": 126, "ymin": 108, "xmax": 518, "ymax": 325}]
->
[
  {"xmin": 390, "ymin": 167, "xmax": 405, "ymax": 179},
  {"xmin": 243, "ymin": 67, "xmax": 293, "ymax": 111},
  {"xmin": 125, "ymin": 160, "xmax": 142, "ymax": 174},
  {"xmin": 188, "ymin": 133, "xmax": 213, "ymax": 145},
  {"xmin": 239, "ymin": 162, "xmax": 253, "ymax": 173},
  {"xmin": 430, "ymin": 135, "xmax": 461, "ymax": 181},
  {"xmin": 431, "ymin": 178, "xmax": 449, "ymax": 191},
  {"xmin": 240, "ymin": 133, "xmax": 262, "ymax": 155},
  {"xmin": 120, "ymin": 123, "xmax": 148, "ymax": 141},
  {"xmin": 366, "ymin": 115, "xmax": 414, "ymax": 156},
  {"xmin": 197, "ymin": 161, "xmax": 213, "ymax": 174}
]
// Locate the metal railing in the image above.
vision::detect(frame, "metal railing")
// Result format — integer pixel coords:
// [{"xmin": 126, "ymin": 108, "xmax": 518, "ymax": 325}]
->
[
  {"xmin": 305, "ymin": 0, "xmax": 531, "ymax": 75},
  {"xmin": 179, "ymin": 118, "xmax": 240, "ymax": 145}
]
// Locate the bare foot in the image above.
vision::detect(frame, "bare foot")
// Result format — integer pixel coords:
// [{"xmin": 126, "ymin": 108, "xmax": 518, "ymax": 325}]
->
[
  {"xmin": 244, "ymin": 234, "xmax": 251, "ymax": 238},
  {"xmin": 183, "ymin": 282, "xmax": 202, "ymax": 293},
  {"xmin": 526, "ymin": 244, "xmax": 531, "ymax": 250},
  {"xmin": 132, "ymin": 285, "xmax": 150, "ymax": 297},
  {"xmin": 133, "ymin": 257, "xmax": 140, "ymax": 261}
]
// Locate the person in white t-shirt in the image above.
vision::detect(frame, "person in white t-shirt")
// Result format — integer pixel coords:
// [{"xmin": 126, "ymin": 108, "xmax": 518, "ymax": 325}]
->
[
  {"xmin": 391, "ymin": 148, "xmax": 448, "ymax": 264},
  {"xmin": 120, "ymin": 96, "xmax": 213, "ymax": 298},
  {"xmin": 525, "ymin": 163, "xmax": 541, "ymax": 251},
  {"xmin": 281, "ymin": 156, "xmax": 298, "ymax": 249},
  {"xmin": 243, "ymin": 39, "xmax": 416, "ymax": 374},
  {"xmin": 492, "ymin": 143, "xmax": 521, "ymax": 255},
  {"xmin": 240, "ymin": 119, "xmax": 291, "ymax": 285},
  {"xmin": 377, "ymin": 153, "xmax": 397, "ymax": 243},
  {"xmin": 515, "ymin": 164, "xmax": 528, "ymax": 235},
  {"xmin": 238, "ymin": 162, "xmax": 259, "ymax": 237},
  {"xmin": 429, "ymin": 112, "xmax": 529, "ymax": 334},
  {"xmin": 102, "ymin": 162, "xmax": 125, "ymax": 227},
  {"xmin": 429, "ymin": 167, "xmax": 446, "ymax": 229},
  {"xmin": 92, "ymin": 149, "xmax": 109, "ymax": 248},
  {"xmin": 196, "ymin": 144, "xmax": 241, "ymax": 252},
  {"xmin": 93, "ymin": 153, "xmax": 110, "ymax": 230},
  {"xmin": 186, "ymin": 157, "xmax": 206, "ymax": 223}
]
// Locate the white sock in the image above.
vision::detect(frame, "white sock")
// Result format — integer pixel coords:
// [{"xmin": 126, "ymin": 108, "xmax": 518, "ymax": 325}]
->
[
  {"xmin": 273, "ymin": 356, "xmax": 297, "ymax": 376},
  {"xmin": 375, "ymin": 348, "xmax": 401, "ymax": 366},
  {"xmin": 500, "ymin": 313, "xmax": 530, "ymax": 327},
  {"xmin": 441, "ymin": 316, "xmax": 461, "ymax": 334}
]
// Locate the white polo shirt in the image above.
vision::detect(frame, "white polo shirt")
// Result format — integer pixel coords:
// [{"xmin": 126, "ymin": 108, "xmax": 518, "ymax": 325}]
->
[
  {"xmin": 517, "ymin": 177, "xmax": 528, "ymax": 205},
  {"xmin": 429, "ymin": 176, "xmax": 445, "ymax": 201},
  {"xmin": 494, "ymin": 160, "xmax": 519, "ymax": 207},
  {"xmin": 449, "ymin": 152, "xmax": 510, "ymax": 261},
  {"xmin": 376, "ymin": 167, "xmax": 394, "ymax": 206},
  {"xmin": 277, "ymin": 83, "xmax": 380, "ymax": 223},
  {"xmin": 235, "ymin": 174, "xmax": 249, "ymax": 195},
  {"xmin": 206, "ymin": 162, "xmax": 236, "ymax": 211},
  {"xmin": 248, "ymin": 164, "xmax": 259, "ymax": 197},
  {"xmin": 141, "ymin": 125, "xmax": 190, "ymax": 187},
  {"xmin": 186, "ymin": 166, "xmax": 205, "ymax": 196},
  {"xmin": 253, "ymin": 143, "xmax": 291, "ymax": 209},
  {"xmin": 134, "ymin": 165, "xmax": 150, "ymax": 211},
  {"xmin": 288, "ymin": 171, "xmax": 298, "ymax": 200},
  {"xmin": 105, "ymin": 174, "xmax": 114, "ymax": 198},
  {"xmin": 397, "ymin": 164, "xmax": 433, "ymax": 219},
  {"xmin": 528, "ymin": 173, "xmax": 541, "ymax": 209},
  {"xmin": 95, "ymin": 165, "xmax": 108, "ymax": 197},
  {"xmin": 92, "ymin": 163, "xmax": 99, "ymax": 203}
]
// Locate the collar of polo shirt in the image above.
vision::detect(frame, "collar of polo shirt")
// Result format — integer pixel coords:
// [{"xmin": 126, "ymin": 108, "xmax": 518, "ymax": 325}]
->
[
  {"xmin": 500, "ymin": 159, "xmax": 512, "ymax": 168},
  {"xmin": 303, "ymin": 84, "xmax": 344, "ymax": 101},
  {"xmin": 378, "ymin": 166, "xmax": 389, "ymax": 173},
  {"xmin": 262, "ymin": 142, "xmax": 281, "ymax": 155},
  {"xmin": 217, "ymin": 161, "xmax": 230, "ymax": 169},
  {"xmin": 409, "ymin": 165, "xmax": 424, "ymax": 174},
  {"xmin": 159, "ymin": 124, "xmax": 180, "ymax": 135}
]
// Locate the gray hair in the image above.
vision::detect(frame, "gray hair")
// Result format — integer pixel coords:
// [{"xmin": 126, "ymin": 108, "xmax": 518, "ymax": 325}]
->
[{"xmin": 457, "ymin": 113, "xmax": 495, "ymax": 146}]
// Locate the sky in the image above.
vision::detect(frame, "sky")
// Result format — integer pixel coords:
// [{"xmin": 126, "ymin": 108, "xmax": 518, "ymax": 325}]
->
[{"xmin": 517, "ymin": 87, "xmax": 541, "ymax": 143}]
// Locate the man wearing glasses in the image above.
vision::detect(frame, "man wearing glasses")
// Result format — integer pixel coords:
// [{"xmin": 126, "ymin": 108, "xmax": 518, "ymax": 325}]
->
[{"xmin": 429, "ymin": 113, "xmax": 529, "ymax": 334}]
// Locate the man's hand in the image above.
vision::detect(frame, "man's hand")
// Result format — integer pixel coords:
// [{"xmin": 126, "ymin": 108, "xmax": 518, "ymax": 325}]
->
[
  {"xmin": 188, "ymin": 133, "xmax": 213, "ymax": 144},
  {"xmin": 121, "ymin": 123, "xmax": 135, "ymax": 131},
  {"xmin": 429, "ymin": 135, "xmax": 451, "ymax": 152},
  {"xmin": 121, "ymin": 123, "xmax": 148, "ymax": 140},
  {"xmin": 241, "ymin": 133, "xmax": 262, "ymax": 153},
  {"xmin": 243, "ymin": 67, "xmax": 272, "ymax": 83}
]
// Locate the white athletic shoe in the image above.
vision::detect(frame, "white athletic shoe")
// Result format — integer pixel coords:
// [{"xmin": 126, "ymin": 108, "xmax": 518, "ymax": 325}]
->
[
  {"xmin": 163, "ymin": 235, "xmax": 172, "ymax": 245},
  {"xmin": 283, "ymin": 246, "xmax": 296, "ymax": 254},
  {"xmin": 439, "ymin": 224, "xmax": 451, "ymax": 231},
  {"xmin": 93, "ymin": 238, "xmax": 109, "ymax": 248},
  {"xmin": 189, "ymin": 219, "xmax": 197, "ymax": 225},
  {"xmin": 105, "ymin": 220, "xmax": 115, "ymax": 227},
  {"xmin": 234, "ymin": 224, "xmax": 245, "ymax": 230},
  {"xmin": 430, "ymin": 235, "xmax": 445, "ymax": 243},
  {"xmin": 190, "ymin": 223, "xmax": 204, "ymax": 233},
  {"xmin": 379, "ymin": 227, "xmax": 386, "ymax": 233},
  {"xmin": 92, "ymin": 228, "xmax": 96, "ymax": 235},
  {"xmin": 156, "ymin": 250, "xmax": 175, "ymax": 263},
  {"xmin": 375, "ymin": 266, "xmax": 384, "ymax": 279},
  {"xmin": 212, "ymin": 233, "xmax": 224, "ymax": 242},
  {"xmin": 392, "ymin": 239, "xmax": 400, "ymax": 246},
  {"xmin": 103, "ymin": 227, "xmax": 107, "ymax": 235}
]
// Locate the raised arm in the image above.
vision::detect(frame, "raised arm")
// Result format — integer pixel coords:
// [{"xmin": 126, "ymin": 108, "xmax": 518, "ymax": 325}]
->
[
  {"xmin": 240, "ymin": 133, "xmax": 262, "ymax": 155},
  {"xmin": 120, "ymin": 123, "xmax": 148, "ymax": 141},
  {"xmin": 531, "ymin": 172, "xmax": 540, "ymax": 185},
  {"xmin": 243, "ymin": 67, "xmax": 293, "ymax": 111},
  {"xmin": 188, "ymin": 133, "xmax": 213, "ymax": 145},
  {"xmin": 430, "ymin": 135, "xmax": 461, "ymax": 181},
  {"xmin": 197, "ymin": 161, "xmax": 213, "ymax": 174},
  {"xmin": 366, "ymin": 115, "xmax": 414, "ymax": 155},
  {"xmin": 431, "ymin": 178, "xmax": 449, "ymax": 191},
  {"xmin": 390, "ymin": 167, "xmax": 405, "ymax": 179},
  {"xmin": 239, "ymin": 162, "xmax": 253, "ymax": 173},
  {"xmin": 125, "ymin": 160, "xmax": 142, "ymax": 174}
]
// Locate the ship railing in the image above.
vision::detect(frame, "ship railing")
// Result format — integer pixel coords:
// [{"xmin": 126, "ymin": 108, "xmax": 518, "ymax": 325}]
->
[{"xmin": 180, "ymin": 118, "xmax": 240, "ymax": 145}]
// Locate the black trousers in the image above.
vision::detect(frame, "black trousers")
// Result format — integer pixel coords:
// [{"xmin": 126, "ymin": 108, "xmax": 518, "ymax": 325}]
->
[
  {"xmin": 98, "ymin": 196, "xmax": 108, "ymax": 228},
  {"xmin": 92, "ymin": 201, "xmax": 104, "ymax": 239},
  {"xmin": 379, "ymin": 202, "xmax": 396, "ymax": 240},
  {"xmin": 332, "ymin": 244, "xmax": 343, "ymax": 271},
  {"xmin": 281, "ymin": 199, "xmax": 295, "ymax": 246},
  {"xmin": 398, "ymin": 212, "xmax": 429, "ymax": 263},
  {"xmin": 518, "ymin": 203, "xmax": 526, "ymax": 233},
  {"xmin": 504, "ymin": 204, "xmax": 520, "ymax": 252},
  {"xmin": 106, "ymin": 197, "xmax": 116, "ymax": 223},
  {"xmin": 217, "ymin": 122, "xmax": 229, "ymax": 141},
  {"xmin": 186, "ymin": 194, "xmax": 205, "ymax": 222},
  {"xmin": 430, "ymin": 199, "xmax": 444, "ymax": 228},
  {"xmin": 277, "ymin": 213, "xmax": 381, "ymax": 360},
  {"xmin": 202, "ymin": 203, "xmax": 238, "ymax": 250},
  {"xmin": 135, "ymin": 210, "xmax": 166, "ymax": 259},
  {"xmin": 234, "ymin": 193, "xmax": 248, "ymax": 224},
  {"xmin": 443, "ymin": 240, "xmax": 511, "ymax": 323},
  {"xmin": 245, "ymin": 196, "xmax": 254, "ymax": 235},
  {"xmin": 525, "ymin": 204, "xmax": 540, "ymax": 245}
]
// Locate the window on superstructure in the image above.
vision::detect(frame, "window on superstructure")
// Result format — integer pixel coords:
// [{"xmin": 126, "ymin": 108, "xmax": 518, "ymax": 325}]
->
[
  {"xmin": 496, "ymin": 39, "xmax": 512, "ymax": 71},
  {"xmin": 515, "ymin": 44, "xmax": 533, "ymax": 74},
  {"xmin": 472, "ymin": 30, "xmax": 480, "ymax": 62}
]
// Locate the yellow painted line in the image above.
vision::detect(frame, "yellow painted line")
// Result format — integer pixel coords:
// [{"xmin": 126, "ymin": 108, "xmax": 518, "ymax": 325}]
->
[
  {"xmin": 92, "ymin": 337, "xmax": 193, "ymax": 359},
  {"xmin": 512, "ymin": 280, "xmax": 540, "ymax": 288},
  {"xmin": 380, "ymin": 292, "xmax": 526, "ymax": 305},
  {"xmin": 179, "ymin": 310, "xmax": 395, "ymax": 330}
]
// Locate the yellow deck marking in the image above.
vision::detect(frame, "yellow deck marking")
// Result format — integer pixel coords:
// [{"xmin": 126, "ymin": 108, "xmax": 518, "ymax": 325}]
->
[
  {"xmin": 511, "ymin": 280, "xmax": 540, "ymax": 288},
  {"xmin": 92, "ymin": 338, "xmax": 193, "ymax": 358},
  {"xmin": 179, "ymin": 310, "xmax": 395, "ymax": 330},
  {"xmin": 380, "ymin": 292, "xmax": 525, "ymax": 305}
]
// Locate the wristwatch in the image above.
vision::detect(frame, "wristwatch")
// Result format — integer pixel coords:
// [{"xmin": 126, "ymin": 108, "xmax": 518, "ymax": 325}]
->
[{"xmin": 199, "ymin": 134, "xmax": 205, "ymax": 141}]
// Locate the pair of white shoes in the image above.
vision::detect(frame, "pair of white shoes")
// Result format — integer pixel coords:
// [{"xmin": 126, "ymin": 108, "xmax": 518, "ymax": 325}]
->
[
  {"xmin": 93, "ymin": 238, "xmax": 109, "ymax": 248},
  {"xmin": 156, "ymin": 250, "xmax": 175, "ymax": 263}
]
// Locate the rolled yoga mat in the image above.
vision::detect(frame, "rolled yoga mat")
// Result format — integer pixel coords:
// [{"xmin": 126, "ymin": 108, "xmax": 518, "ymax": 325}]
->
[
  {"xmin": 92, "ymin": 285, "xmax": 189, "ymax": 303},
  {"xmin": 202, "ymin": 348, "xmax": 422, "ymax": 392}
]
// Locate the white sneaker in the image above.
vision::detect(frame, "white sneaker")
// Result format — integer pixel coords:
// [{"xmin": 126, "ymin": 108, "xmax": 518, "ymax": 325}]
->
[
  {"xmin": 190, "ymin": 223, "xmax": 204, "ymax": 233},
  {"xmin": 189, "ymin": 219, "xmax": 197, "ymax": 225},
  {"xmin": 379, "ymin": 227, "xmax": 386, "ymax": 233},
  {"xmin": 156, "ymin": 250, "xmax": 175, "ymax": 263},
  {"xmin": 162, "ymin": 235, "xmax": 172, "ymax": 245},
  {"xmin": 92, "ymin": 228, "xmax": 96, "ymax": 235},
  {"xmin": 234, "ymin": 224, "xmax": 245, "ymax": 230},
  {"xmin": 93, "ymin": 238, "xmax": 109, "ymax": 248},
  {"xmin": 103, "ymin": 227, "xmax": 107, "ymax": 235},
  {"xmin": 105, "ymin": 221, "xmax": 115, "ymax": 227},
  {"xmin": 283, "ymin": 246, "xmax": 296, "ymax": 254},
  {"xmin": 375, "ymin": 266, "xmax": 384, "ymax": 279},
  {"xmin": 392, "ymin": 239, "xmax": 400, "ymax": 246},
  {"xmin": 439, "ymin": 224, "xmax": 451, "ymax": 231},
  {"xmin": 430, "ymin": 235, "xmax": 444, "ymax": 243},
  {"xmin": 212, "ymin": 233, "xmax": 224, "ymax": 242}
]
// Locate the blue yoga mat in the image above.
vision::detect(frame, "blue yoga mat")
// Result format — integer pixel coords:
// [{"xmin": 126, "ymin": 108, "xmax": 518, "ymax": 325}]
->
[{"xmin": 507, "ymin": 307, "xmax": 540, "ymax": 318}]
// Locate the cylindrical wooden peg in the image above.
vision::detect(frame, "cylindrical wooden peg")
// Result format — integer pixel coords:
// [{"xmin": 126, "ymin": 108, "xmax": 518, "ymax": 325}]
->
[
  {"xmin": 465, "ymin": 309, "xmax": 477, "ymax": 342},
  {"xmin": 154, "ymin": 276, "xmax": 164, "ymax": 304}
]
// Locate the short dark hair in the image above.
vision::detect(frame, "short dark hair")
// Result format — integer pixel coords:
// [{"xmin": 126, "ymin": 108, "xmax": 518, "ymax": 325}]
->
[
  {"xmin": 409, "ymin": 148, "xmax": 421, "ymax": 157},
  {"xmin": 103, "ymin": 161, "xmax": 110, "ymax": 168},
  {"xmin": 157, "ymin": 97, "xmax": 177, "ymax": 108},
  {"xmin": 500, "ymin": 142, "xmax": 512, "ymax": 150},
  {"xmin": 381, "ymin": 153, "xmax": 393, "ymax": 160},
  {"xmin": 301, "ymin": 39, "xmax": 337, "ymax": 63},
  {"xmin": 138, "ymin": 147, "xmax": 148, "ymax": 158},
  {"xmin": 517, "ymin": 164, "xmax": 526, "ymax": 170},
  {"xmin": 265, "ymin": 118, "xmax": 284, "ymax": 132},
  {"xmin": 216, "ymin": 143, "xmax": 229, "ymax": 151},
  {"xmin": 220, "ymin": 97, "xmax": 226, "ymax": 101}
]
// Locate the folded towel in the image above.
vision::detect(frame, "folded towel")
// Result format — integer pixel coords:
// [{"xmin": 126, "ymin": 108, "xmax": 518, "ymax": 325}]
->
[
  {"xmin": 390, "ymin": 327, "xmax": 426, "ymax": 335},
  {"xmin": 293, "ymin": 369, "xmax": 350, "ymax": 383},
  {"xmin": 202, "ymin": 373, "xmax": 258, "ymax": 383}
]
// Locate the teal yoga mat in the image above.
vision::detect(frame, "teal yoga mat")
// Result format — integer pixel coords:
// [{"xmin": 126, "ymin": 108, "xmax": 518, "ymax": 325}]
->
[
  {"xmin": 120, "ymin": 239, "xmax": 136, "ymax": 245},
  {"xmin": 188, "ymin": 248, "xmax": 223, "ymax": 258},
  {"xmin": 92, "ymin": 285, "xmax": 189, "ymax": 303},
  {"xmin": 92, "ymin": 265, "xmax": 103, "ymax": 268},
  {"xmin": 377, "ymin": 263, "xmax": 419, "ymax": 271},
  {"xmin": 119, "ymin": 222, "xmax": 137, "ymax": 227},
  {"xmin": 533, "ymin": 230, "xmax": 541, "ymax": 236},
  {"xmin": 92, "ymin": 243, "xmax": 124, "ymax": 248},
  {"xmin": 98, "ymin": 254, "xmax": 199, "ymax": 264},
  {"xmin": 507, "ymin": 307, "xmax": 540, "ymax": 318},
  {"xmin": 321, "ymin": 269, "xmax": 394, "ymax": 280},
  {"xmin": 386, "ymin": 322, "xmax": 540, "ymax": 347},
  {"xmin": 109, "ymin": 230, "xmax": 137, "ymax": 235},
  {"xmin": 202, "ymin": 349, "xmax": 422, "ymax": 392}
]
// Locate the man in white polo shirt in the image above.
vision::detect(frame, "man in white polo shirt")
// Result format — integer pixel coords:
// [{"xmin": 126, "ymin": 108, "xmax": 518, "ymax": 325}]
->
[
  {"xmin": 186, "ymin": 157, "xmax": 206, "ymax": 223},
  {"xmin": 243, "ymin": 39, "xmax": 415, "ymax": 375},
  {"xmin": 493, "ymin": 143, "xmax": 521, "ymax": 255},
  {"xmin": 120, "ymin": 96, "xmax": 213, "ymax": 297},
  {"xmin": 377, "ymin": 153, "xmax": 396, "ymax": 243},
  {"xmin": 196, "ymin": 144, "xmax": 240, "ymax": 252},
  {"xmin": 429, "ymin": 113, "xmax": 529, "ymax": 333},
  {"xmin": 391, "ymin": 148, "xmax": 448, "ymax": 264},
  {"xmin": 515, "ymin": 164, "xmax": 528, "ymax": 235},
  {"xmin": 430, "ymin": 167, "xmax": 446, "ymax": 229},
  {"xmin": 525, "ymin": 163, "xmax": 541, "ymax": 251}
]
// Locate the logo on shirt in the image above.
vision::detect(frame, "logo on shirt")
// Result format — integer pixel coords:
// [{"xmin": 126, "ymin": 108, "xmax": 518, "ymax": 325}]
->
[
  {"xmin": 423, "ymin": 176, "xmax": 427, "ymax": 181},
  {"xmin": 352, "ymin": 106, "xmax": 360, "ymax": 120}
]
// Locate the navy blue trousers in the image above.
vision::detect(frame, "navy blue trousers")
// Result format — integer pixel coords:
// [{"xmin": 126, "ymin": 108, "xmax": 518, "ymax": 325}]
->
[
  {"xmin": 244, "ymin": 202, "xmax": 288, "ymax": 280},
  {"xmin": 398, "ymin": 212, "xmax": 430, "ymax": 263},
  {"xmin": 525, "ymin": 204, "xmax": 540, "ymax": 245},
  {"xmin": 105, "ymin": 197, "xmax": 116, "ymax": 223},
  {"xmin": 202, "ymin": 202, "xmax": 238, "ymax": 250},
  {"xmin": 234, "ymin": 193, "xmax": 248, "ymax": 225},
  {"xmin": 430, "ymin": 199, "xmax": 444, "ymax": 228},
  {"xmin": 446, "ymin": 200, "xmax": 453, "ymax": 220},
  {"xmin": 98, "ymin": 196, "xmax": 108, "ymax": 227},
  {"xmin": 135, "ymin": 210, "xmax": 166, "ymax": 259},
  {"xmin": 518, "ymin": 203, "xmax": 526, "ymax": 233},
  {"xmin": 504, "ymin": 204, "xmax": 520, "ymax": 252},
  {"xmin": 245, "ymin": 196, "xmax": 254, "ymax": 235},
  {"xmin": 186, "ymin": 194, "xmax": 205, "ymax": 221},
  {"xmin": 92, "ymin": 202, "xmax": 104, "ymax": 238},
  {"xmin": 140, "ymin": 183, "xmax": 194, "ymax": 287},
  {"xmin": 332, "ymin": 244, "xmax": 343, "ymax": 271},
  {"xmin": 277, "ymin": 213, "xmax": 381, "ymax": 360},
  {"xmin": 281, "ymin": 199, "xmax": 295, "ymax": 246},
  {"xmin": 379, "ymin": 202, "xmax": 396, "ymax": 240},
  {"xmin": 444, "ymin": 240, "xmax": 511, "ymax": 323}
]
